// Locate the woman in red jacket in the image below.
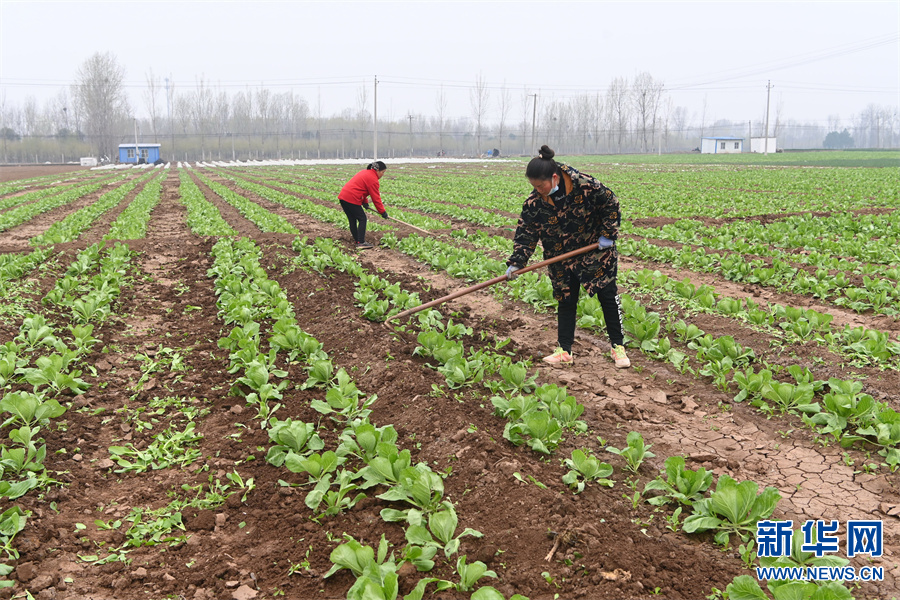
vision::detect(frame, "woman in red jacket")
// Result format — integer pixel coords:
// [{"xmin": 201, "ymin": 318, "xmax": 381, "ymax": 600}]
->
[{"xmin": 338, "ymin": 161, "xmax": 389, "ymax": 250}]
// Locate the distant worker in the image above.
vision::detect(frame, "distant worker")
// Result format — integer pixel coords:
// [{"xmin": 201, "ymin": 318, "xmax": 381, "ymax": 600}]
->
[
  {"xmin": 338, "ymin": 161, "xmax": 389, "ymax": 250},
  {"xmin": 505, "ymin": 145, "xmax": 629, "ymax": 368}
]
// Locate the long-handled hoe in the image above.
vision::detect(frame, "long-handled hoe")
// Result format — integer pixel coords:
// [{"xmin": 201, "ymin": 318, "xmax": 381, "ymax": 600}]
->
[
  {"xmin": 385, "ymin": 215, "xmax": 433, "ymax": 236},
  {"xmin": 384, "ymin": 242, "xmax": 599, "ymax": 326}
]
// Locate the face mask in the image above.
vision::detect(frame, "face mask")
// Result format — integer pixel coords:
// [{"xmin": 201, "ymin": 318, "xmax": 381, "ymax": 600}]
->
[{"xmin": 549, "ymin": 184, "xmax": 559, "ymax": 194}]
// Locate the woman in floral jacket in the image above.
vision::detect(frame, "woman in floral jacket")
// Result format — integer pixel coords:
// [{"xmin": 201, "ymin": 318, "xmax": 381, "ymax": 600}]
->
[{"xmin": 505, "ymin": 145, "xmax": 629, "ymax": 368}]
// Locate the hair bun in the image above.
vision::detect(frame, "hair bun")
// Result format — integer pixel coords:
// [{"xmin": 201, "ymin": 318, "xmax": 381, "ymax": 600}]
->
[{"xmin": 538, "ymin": 145, "xmax": 555, "ymax": 160}]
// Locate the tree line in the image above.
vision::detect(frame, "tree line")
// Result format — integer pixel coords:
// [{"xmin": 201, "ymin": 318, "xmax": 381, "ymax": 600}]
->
[{"xmin": 1, "ymin": 52, "xmax": 897, "ymax": 164}]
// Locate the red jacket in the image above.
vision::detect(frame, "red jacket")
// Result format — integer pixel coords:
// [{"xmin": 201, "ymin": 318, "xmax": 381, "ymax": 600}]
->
[{"xmin": 338, "ymin": 169, "xmax": 385, "ymax": 213}]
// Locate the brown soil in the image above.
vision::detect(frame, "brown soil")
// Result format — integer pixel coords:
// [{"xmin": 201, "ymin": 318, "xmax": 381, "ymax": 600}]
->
[{"xmin": 0, "ymin": 164, "xmax": 897, "ymax": 600}]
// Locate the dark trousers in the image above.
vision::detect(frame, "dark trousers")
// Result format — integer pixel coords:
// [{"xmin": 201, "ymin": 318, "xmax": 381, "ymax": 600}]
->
[
  {"xmin": 340, "ymin": 200, "xmax": 368, "ymax": 243},
  {"xmin": 557, "ymin": 272, "xmax": 624, "ymax": 353}
]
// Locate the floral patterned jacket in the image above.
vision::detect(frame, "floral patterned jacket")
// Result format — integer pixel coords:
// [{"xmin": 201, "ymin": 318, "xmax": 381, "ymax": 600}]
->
[{"xmin": 506, "ymin": 163, "xmax": 621, "ymax": 302}]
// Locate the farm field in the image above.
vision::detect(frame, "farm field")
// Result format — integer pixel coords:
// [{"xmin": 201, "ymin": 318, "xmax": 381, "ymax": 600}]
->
[{"xmin": 0, "ymin": 153, "xmax": 898, "ymax": 600}]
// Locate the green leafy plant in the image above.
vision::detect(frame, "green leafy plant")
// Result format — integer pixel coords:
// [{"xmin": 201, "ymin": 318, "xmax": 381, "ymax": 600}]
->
[
  {"xmin": 404, "ymin": 501, "xmax": 483, "ymax": 558},
  {"xmin": 562, "ymin": 449, "xmax": 614, "ymax": 493},
  {"xmin": 0, "ymin": 391, "xmax": 66, "ymax": 428},
  {"xmin": 682, "ymin": 474, "xmax": 781, "ymax": 546},
  {"xmin": 606, "ymin": 431, "xmax": 655, "ymax": 474},
  {"xmin": 504, "ymin": 410, "xmax": 563, "ymax": 454},
  {"xmin": 643, "ymin": 455, "xmax": 713, "ymax": 507},
  {"xmin": 264, "ymin": 418, "xmax": 325, "ymax": 467}
]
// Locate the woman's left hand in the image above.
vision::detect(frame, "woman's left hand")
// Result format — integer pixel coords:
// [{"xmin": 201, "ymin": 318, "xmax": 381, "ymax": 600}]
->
[{"xmin": 598, "ymin": 236, "xmax": 615, "ymax": 249}]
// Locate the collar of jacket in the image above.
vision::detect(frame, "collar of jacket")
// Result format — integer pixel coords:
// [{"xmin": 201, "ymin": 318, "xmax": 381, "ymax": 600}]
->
[{"xmin": 534, "ymin": 163, "xmax": 576, "ymax": 207}]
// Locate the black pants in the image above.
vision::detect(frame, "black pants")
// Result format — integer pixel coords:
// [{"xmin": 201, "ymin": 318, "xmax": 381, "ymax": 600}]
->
[
  {"xmin": 340, "ymin": 200, "xmax": 367, "ymax": 243},
  {"xmin": 557, "ymin": 272, "xmax": 624, "ymax": 353}
]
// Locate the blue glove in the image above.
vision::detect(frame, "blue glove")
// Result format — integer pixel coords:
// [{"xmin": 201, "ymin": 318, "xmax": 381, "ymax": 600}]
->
[
  {"xmin": 505, "ymin": 265, "xmax": 521, "ymax": 281},
  {"xmin": 598, "ymin": 236, "xmax": 615, "ymax": 250}
]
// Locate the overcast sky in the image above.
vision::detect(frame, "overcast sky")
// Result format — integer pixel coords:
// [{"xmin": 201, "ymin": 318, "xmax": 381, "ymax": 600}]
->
[{"xmin": 1, "ymin": 0, "xmax": 898, "ymax": 127}]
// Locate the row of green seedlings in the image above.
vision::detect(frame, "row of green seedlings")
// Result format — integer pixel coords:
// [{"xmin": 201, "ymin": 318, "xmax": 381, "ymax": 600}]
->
[
  {"xmin": 0, "ymin": 242, "xmax": 138, "ymax": 586},
  {"xmin": 621, "ymin": 235, "xmax": 899, "ymax": 316},
  {"xmin": 447, "ymin": 227, "xmax": 899, "ymax": 371},
  {"xmin": 608, "ymin": 268, "xmax": 900, "ymax": 472},
  {"xmin": 0, "ymin": 170, "xmax": 100, "ymax": 200},
  {"xmin": 210, "ymin": 236, "xmax": 518, "ymax": 600},
  {"xmin": 0, "ymin": 173, "xmax": 127, "ymax": 235},
  {"xmin": 621, "ymin": 268, "xmax": 899, "ymax": 371},
  {"xmin": 0, "ymin": 171, "xmax": 122, "ymax": 214},
  {"xmin": 207, "ymin": 169, "xmax": 395, "ymax": 235},
  {"xmin": 285, "ymin": 236, "xmax": 520, "ymax": 599},
  {"xmin": 624, "ymin": 210, "xmax": 900, "ymax": 281},
  {"xmin": 102, "ymin": 173, "xmax": 164, "ymax": 241},
  {"xmin": 0, "ymin": 248, "xmax": 53, "ymax": 301},
  {"xmin": 225, "ymin": 168, "xmax": 451, "ymax": 232},
  {"xmin": 293, "ymin": 233, "xmax": 855, "ymax": 600},
  {"xmin": 177, "ymin": 171, "xmax": 239, "ymax": 236},
  {"xmin": 77, "ymin": 223, "xmax": 263, "ymax": 567},
  {"xmin": 193, "ymin": 171, "xmax": 300, "ymax": 234},
  {"xmin": 30, "ymin": 170, "xmax": 159, "ymax": 247},
  {"xmin": 255, "ymin": 165, "xmax": 517, "ymax": 226}
]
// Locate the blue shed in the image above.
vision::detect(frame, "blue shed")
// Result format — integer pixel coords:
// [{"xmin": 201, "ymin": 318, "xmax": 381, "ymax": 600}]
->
[{"xmin": 118, "ymin": 143, "xmax": 161, "ymax": 164}]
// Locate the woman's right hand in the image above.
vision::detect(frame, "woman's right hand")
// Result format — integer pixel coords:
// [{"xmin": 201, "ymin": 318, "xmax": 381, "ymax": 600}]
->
[{"xmin": 506, "ymin": 265, "xmax": 521, "ymax": 281}]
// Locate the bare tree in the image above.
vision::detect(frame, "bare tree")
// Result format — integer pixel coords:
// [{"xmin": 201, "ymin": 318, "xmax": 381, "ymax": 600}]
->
[
  {"xmin": 355, "ymin": 85, "xmax": 370, "ymax": 158},
  {"xmin": 772, "ymin": 96, "xmax": 784, "ymax": 142},
  {"xmin": 497, "ymin": 81, "xmax": 511, "ymax": 154},
  {"xmin": 144, "ymin": 69, "xmax": 162, "ymax": 140},
  {"xmin": 827, "ymin": 114, "xmax": 842, "ymax": 134},
  {"xmin": 192, "ymin": 76, "xmax": 214, "ymax": 160},
  {"xmin": 256, "ymin": 87, "xmax": 271, "ymax": 145},
  {"xmin": 72, "ymin": 51, "xmax": 129, "ymax": 159},
  {"xmin": 232, "ymin": 89, "xmax": 253, "ymax": 159},
  {"xmin": 631, "ymin": 71, "xmax": 664, "ymax": 152},
  {"xmin": 0, "ymin": 90, "xmax": 10, "ymax": 163},
  {"xmin": 660, "ymin": 96, "xmax": 675, "ymax": 152},
  {"xmin": 287, "ymin": 91, "xmax": 309, "ymax": 159},
  {"xmin": 573, "ymin": 94, "xmax": 594, "ymax": 153},
  {"xmin": 672, "ymin": 105, "xmax": 688, "ymax": 147},
  {"xmin": 174, "ymin": 93, "xmax": 192, "ymax": 160},
  {"xmin": 606, "ymin": 77, "xmax": 629, "ymax": 153},
  {"xmin": 699, "ymin": 94, "xmax": 708, "ymax": 141},
  {"xmin": 470, "ymin": 73, "xmax": 490, "ymax": 155},
  {"xmin": 435, "ymin": 85, "xmax": 448, "ymax": 156},
  {"xmin": 22, "ymin": 96, "xmax": 40, "ymax": 137},
  {"xmin": 270, "ymin": 92, "xmax": 289, "ymax": 158},
  {"xmin": 213, "ymin": 88, "xmax": 230, "ymax": 159},
  {"xmin": 521, "ymin": 87, "xmax": 533, "ymax": 155}
]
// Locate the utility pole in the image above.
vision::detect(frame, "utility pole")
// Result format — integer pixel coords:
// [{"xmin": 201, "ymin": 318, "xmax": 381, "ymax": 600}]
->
[
  {"xmin": 133, "ymin": 117, "xmax": 139, "ymax": 163},
  {"xmin": 530, "ymin": 93, "xmax": 538, "ymax": 156},
  {"xmin": 407, "ymin": 114, "xmax": 414, "ymax": 157},
  {"xmin": 373, "ymin": 76, "xmax": 378, "ymax": 160},
  {"xmin": 764, "ymin": 80, "xmax": 773, "ymax": 155},
  {"xmin": 165, "ymin": 76, "xmax": 174, "ymax": 161}
]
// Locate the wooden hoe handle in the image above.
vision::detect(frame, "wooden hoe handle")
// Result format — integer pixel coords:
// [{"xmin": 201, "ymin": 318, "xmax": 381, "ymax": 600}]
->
[{"xmin": 384, "ymin": 242, "xmax": 599, "ymax": 323}]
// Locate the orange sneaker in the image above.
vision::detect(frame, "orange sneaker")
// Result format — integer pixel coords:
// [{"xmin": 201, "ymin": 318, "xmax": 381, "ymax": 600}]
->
[
  {"xmin": 542, "ymin": 347, "xmax": 574, "ymax": 365},
  {"xmin": 611, "ymin": 345, "xmax": 631, "ymax": 369}
]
